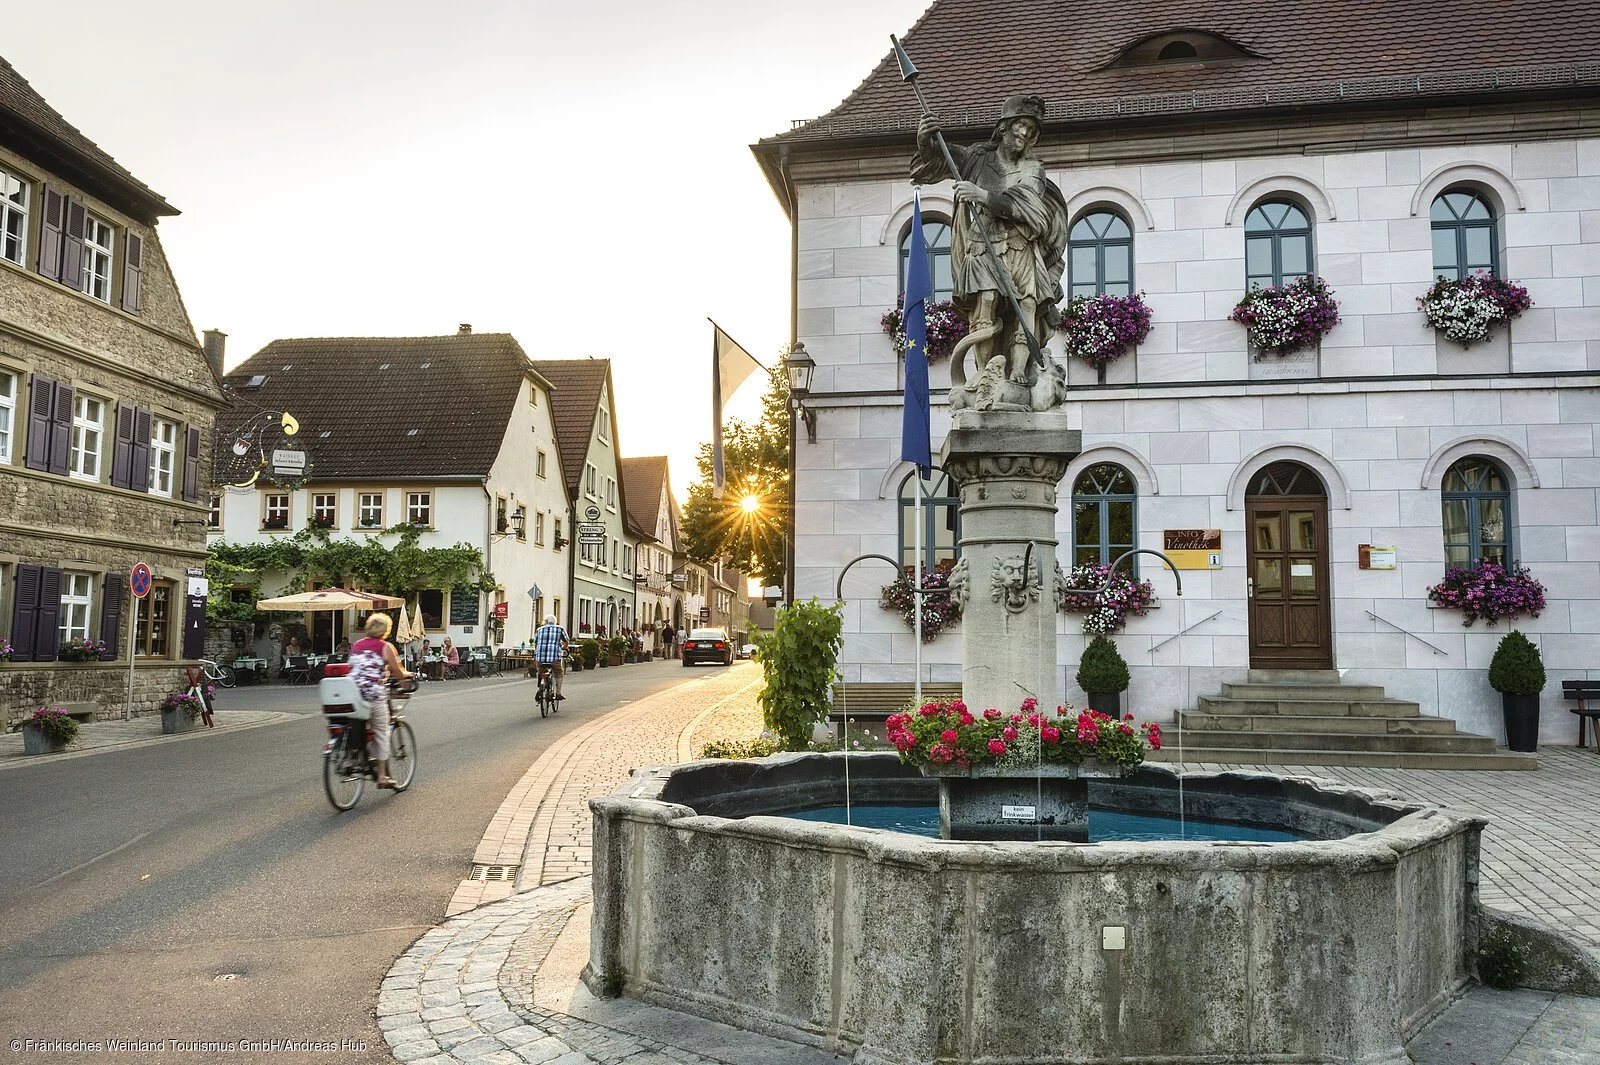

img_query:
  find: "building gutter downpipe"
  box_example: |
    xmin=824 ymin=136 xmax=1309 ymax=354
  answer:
xmin=781 ymin=142 xmax=798 ymax=605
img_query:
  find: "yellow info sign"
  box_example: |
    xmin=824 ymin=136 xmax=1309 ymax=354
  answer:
xmin=1163 ymin=529 xmax=1223 ymax=570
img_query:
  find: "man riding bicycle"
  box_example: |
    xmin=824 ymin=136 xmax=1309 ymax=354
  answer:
xmin=533 ymin=614 xmax=570 ymax=702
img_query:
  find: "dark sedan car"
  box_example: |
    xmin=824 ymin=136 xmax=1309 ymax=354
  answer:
xmin=682 ymin=628 xmax=733 ymax=667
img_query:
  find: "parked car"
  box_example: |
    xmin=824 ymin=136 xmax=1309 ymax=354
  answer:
xmin=738 ymin=643 xmax=758 ymax=660
xmin=683 ymin=628 xmax=734 ymax=667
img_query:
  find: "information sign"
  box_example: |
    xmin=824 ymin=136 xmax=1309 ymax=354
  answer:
xmin=1162 ymin=529 xmax=1224 ymax=570
xmin=584 ymin=505 xmax=601 ymax=521
xmin=449 ymin=586 xmax=481 ymax=625
xmin=130 ymin=562 xmax=152 ymax=599
xmin=699 ymin=607 xmax=710 ymax=623
xmin=494 ymin=601 xmax=510 ymax=620
xmin=577 ymin=522 xmax=607 ymax=544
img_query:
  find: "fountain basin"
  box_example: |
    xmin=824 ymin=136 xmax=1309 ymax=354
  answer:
xmin=586 ymin=752 xmax=1485 ymax=1065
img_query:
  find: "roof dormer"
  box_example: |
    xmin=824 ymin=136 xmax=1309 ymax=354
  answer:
xmin=1106 ymin=29 xmax=1258 ymax=70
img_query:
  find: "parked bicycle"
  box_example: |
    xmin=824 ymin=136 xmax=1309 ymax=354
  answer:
xmin=319 ymin=674 xmax=418 ymax=811
xmin=535 ymin=665 xmax=560 ymax=718
xmin=199 ymin=658 xmax=236 ymax=688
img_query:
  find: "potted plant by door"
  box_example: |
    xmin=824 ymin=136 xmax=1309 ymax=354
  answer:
xmin=1487 ymin=629 xmax=1544 ymax=753
xmin=605 ymin=635 xmax=627 ymax=666
xmin=1076 ymin=635 xmax=1130 ymax=718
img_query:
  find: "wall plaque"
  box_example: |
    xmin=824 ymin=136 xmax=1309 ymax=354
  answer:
xmin=1163 ymin=529 xmax=1223 ymax=569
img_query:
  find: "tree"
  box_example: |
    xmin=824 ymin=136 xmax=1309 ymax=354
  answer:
xmin=680 ymin=365 xmax=790 ymax=584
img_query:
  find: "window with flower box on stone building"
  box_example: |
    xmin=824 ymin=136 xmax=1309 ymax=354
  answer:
xmin=69 ymin=394 xmax=104 ymax=480
xmin=1245 ymin=200 xmax=1313 ymax=289
xmin=148 ymin=417 xmax=176 ymax=496
xmin=59 ymin=572 xmax=93 ymax=643
xmin=263 ymin=493 xmax=289 ymax=529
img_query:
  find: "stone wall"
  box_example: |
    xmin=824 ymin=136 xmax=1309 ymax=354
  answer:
xmin=0 ymin=661 xmax=193 ymax=723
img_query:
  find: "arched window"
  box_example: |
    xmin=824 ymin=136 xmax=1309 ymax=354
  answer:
xmin=899 ymin=468 xmax=960 ymax=573
xmin=898 ymin=216 xmax=953 ymax=304
xmin=1244 ymin=200 xmax=1313 ymax=289
xmin=1442 ymin=458 xmax=1511 ymax=568
xmin=1071 ymin=463 xmax=1136 ymax=570
xmin=1431 ymin=189 xmax=1498 ymax=280
xmin=1068 ymin=211 xmax=1133 ymax=299
xmin=1157 ymin=40 xmax=1198 ymax=60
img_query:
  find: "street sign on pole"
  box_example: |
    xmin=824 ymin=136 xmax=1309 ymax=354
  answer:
xmin=130 ymin=562 xmax=152 ymax=599
xmin=127 ymin=564 xmax=151 ymax=721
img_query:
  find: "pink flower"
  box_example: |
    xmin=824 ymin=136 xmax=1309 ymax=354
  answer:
xmin=1010 ymin=713 xmax=1024 ymax=723
xmin=1002 ymin=726 xmax=1018 ymax=742
xmin=958 ymin=711 xmax=975 ymax=726
xmin=940 ymin=729 xmax=959 ymax=744
xmin=983 ymin=708 xmax=1001 ymax=721
xmin=1041 ymin=726 xmax=1061 ymax=743
xmin=950 ymin=700 xmax=967 ymax=713
xmin=1020 ymin=697 xmax=1038 ymax=712
xmin=988 ymin=739 xmax=1008 ymax=756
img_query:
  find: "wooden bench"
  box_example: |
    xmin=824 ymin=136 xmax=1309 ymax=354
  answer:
xmin=1562 ymin=680 xmax=1600 ymax=751
xmin=828 ymin=683 xmax=963 ymax=739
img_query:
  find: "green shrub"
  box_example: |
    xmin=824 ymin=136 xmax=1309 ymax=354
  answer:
xmin=1487 ymin=629 xmax=1545 ymax=696
xmin=579 ymin=638 xmax=601 ymax=668
xmin=605 ymin=635 xmax=628 ymax=657
xmin=757 ymin=598 xmax=844 ymax=750
xmin=1076 ymin=635 xmax=1130 ymax=694
xmin=1475 ymin=924 xmax=1530 ymax=989
xmin=699 ymin=736 xmax=783 ymax=759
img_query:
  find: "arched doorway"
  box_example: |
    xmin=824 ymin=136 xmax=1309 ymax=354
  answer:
xmin=1245 ymin=461 xmax=1332 ymax=669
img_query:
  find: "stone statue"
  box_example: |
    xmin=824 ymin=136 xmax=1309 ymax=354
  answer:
xmin=912 ymin=95 xmax=1071 ymax=413
xmin=991 ymin=554 xmax=1043 ymax=614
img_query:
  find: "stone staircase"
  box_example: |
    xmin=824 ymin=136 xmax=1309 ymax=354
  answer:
xmin=1147 ymin=670 xmax=1538 ymax=770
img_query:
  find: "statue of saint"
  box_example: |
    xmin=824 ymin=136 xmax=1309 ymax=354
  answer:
xmin=912 ymin=96 xmax=1070 ymax=409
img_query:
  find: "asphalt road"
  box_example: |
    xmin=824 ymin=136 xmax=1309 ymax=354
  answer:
xmin=0 ymin=659 xmax=711 ymax=1063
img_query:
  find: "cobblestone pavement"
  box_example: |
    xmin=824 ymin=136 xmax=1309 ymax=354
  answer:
xmin=0 ymin=709 xmax=289 ymax=768
xmin=385 ymin=674 xmax=1600 ymax=1065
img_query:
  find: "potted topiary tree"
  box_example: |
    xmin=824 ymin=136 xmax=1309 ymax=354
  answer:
xmin=1487 ymin=629 xmax=1544 ymax=753
xmin=1076 ymin=635 xmax=1130 ymax=717
xmin=605 ymin=635 xmax=627 ymax=666
xmin=580 ymin=637 xmax=601 ymax=670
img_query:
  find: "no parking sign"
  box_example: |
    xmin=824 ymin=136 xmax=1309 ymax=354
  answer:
xmin=131 ymin=562 xmax=152 ymax=599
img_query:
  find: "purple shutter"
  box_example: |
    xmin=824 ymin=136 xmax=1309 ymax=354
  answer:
xmin=25 ymin=376 xmax=53 ymax=471
xmin=110 ymin=403 xmax=134 ymax=488
xmin=182 ymin=426 xmax=201 ymax=501
xmin=8 ymin=564 xmax=41 ymax=662
xmin=131 ymin=408 xmax=151 ymax=493
xmin=182 ymin=589 xmax=206 ymax=660
xmin=60 ymin=197 xmax=86 ymax=292
xmin=37 ymin=187 xmax=63 ymax=281
xmin=121 ymin=232 xmax=142 ymax=313
xmin=98 ymin=574 xmax=124 ymax=660
xmin=33 ymin=567 xmax=62 ymax=661
xmin=48 ymin=383 xmax=73 ymax=477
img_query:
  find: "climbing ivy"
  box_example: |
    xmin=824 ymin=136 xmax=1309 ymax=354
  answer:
xmin=756 ymin=598 xmax=843 ymax=750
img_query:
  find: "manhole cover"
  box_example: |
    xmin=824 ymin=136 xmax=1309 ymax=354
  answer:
xmin=469 ymin=864 xmax=517 ymax=882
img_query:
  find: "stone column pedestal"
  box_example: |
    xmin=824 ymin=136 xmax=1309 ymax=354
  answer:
xmin=932 ymin=763 xmax=1121 ymax=841
xmin=941 ymin=411 xmax=1079 ymax=717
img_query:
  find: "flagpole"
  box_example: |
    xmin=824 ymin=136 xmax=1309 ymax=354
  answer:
xmin=913 ymin=475 xmax=923 ymax=709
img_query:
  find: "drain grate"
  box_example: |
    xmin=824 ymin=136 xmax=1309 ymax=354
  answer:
xmin=469 ymin=864 xmax=518 ymax=882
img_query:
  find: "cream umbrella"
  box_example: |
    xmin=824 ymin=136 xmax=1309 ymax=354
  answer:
xmin=255 ymin=588 xmax=406 ymax=653
xmin=394 ymin=602 xmax=414 ymax=645
xmin=411 ymin=599 xmax=427 ymax=645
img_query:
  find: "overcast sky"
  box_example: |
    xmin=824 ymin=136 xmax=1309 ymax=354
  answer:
xmin=5 ymin=0 xmax=931 ymax=497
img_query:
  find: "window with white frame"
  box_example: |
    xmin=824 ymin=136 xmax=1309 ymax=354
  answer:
xmin=553 ymin=518 xmax=563 ymax=549
xmin=359 ymin=493 xmax=383 ymax=527
xmin=534 ymin=511 xmax=546 ymax=546
xmin=81 ymin=213 xmax=114 ymax=302
xmin=148 ymin=417 xmax=177 ymax=496
xmin=407 ymin=491 xmax=432 ymax=526
xmin=536 ymin=450 xmax=547 ymax=478
xmin=585 ymin=463 xmax=597 ymax=497
xmin=312 ymin=493 xmax=337 ymax=525
xmin=264 ymin=493 xmax=290 ymax=528
xmin=60 ymin=572 xmax=93 ymax=643
xmin=208 ymin=493 xmax=222 ymax=529
xmin=70 ymin=394 xmax=104 ymax=480
xmin=599 ymin=406 xmax=610 ymax=442
xmin=0 ymin=166 xmax=27 ymax=266
xmin=0 ymin=370 xmax=14 ymax=462
xmin=605 ymin=477 xmax=616 ymax=510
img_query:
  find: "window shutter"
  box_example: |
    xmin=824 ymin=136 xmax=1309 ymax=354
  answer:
xmin=121 ymin=232 xmax=143 ymax=314
xmin=182 ymin=425 xmax=201 ymax=501
xmin=110 ymin=402 xmax=135 ymax=488
xmin=131 ymin=408 xmax=152 ymax=493
xmin=48 ymin=383 xmax=73 ymax=476
xmin=25 ymin=375 xmax=54 ymax=471
xmin=37 ymin=187 xmax=63 ymax=281
xmin=99 ymin=574 xmax=124 ymax=660
xmin=8 ymin=563 xmax=41 ymax=661
xmin=181 ymin=586 xmax=206 ymax=660
xmin=33 ymin=566 xmax=62 ymax=661
xmin=60 ymin=196 xmax=86 ymax=291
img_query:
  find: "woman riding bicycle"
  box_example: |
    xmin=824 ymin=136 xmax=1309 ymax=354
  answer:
xmin=349 ymin=613 xmax=413 ymax=788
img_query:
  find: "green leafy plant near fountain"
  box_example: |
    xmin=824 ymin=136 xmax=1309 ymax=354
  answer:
xmin=1474 ymin=924 xmax=1531 ymax=989
xmin=1076 ymin=636 xmax=1130 ymax=717
xmin=756 ymin=598 xmax=843 ymax=750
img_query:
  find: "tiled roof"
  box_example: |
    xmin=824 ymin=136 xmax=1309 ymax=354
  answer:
xmin=0 ymin=54 xmax=175 ymax=218
xmin=529 ymin=359 xmax=610 ymax=495
xmin=219 ymin=334 xmax=535 ymax=479
xmin=766 ymin=0 xmax=1600 ymax=144
xmin=620 ymin=456 xmax=668 ymax=541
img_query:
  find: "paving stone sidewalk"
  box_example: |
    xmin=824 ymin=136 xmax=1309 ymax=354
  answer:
xmin=385 ymin=674 xmax=1600 ymax=1065
xmin=0 ymin=709 xmax=289 ymax=767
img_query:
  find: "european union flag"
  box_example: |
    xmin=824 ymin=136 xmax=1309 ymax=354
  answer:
xmin=900 ymin=194 xmax=932 ymax=475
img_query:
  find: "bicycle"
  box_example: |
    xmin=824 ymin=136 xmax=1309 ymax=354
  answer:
xmin=199 ymin=658 xmax=236 ymax=688
xmin=322 ymin=677 xmax=418 ymax=811
xmin=535 ymin=664 xmax=560 ymax=718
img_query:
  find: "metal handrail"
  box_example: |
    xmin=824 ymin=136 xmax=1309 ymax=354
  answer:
xmin=1149 ymin=611 xmax=1223 ymax=656
xmin=1365 ymin=610 xmax=1449 ymax=656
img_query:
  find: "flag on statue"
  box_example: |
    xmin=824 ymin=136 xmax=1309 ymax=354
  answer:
xmin=710 ymin=321 xmax=764 ymax=498
xmin=900 ymin=194 xmax=932 ymax=476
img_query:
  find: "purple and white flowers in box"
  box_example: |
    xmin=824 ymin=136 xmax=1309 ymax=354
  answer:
xmin=1056 ymin=292 xmax=1153 ymax=370
xmin=880 ymin=567 xmax=962 ymax=642
xmin=882 ymin=295 xmax=969 ymax=363
xmin=1426 ymin=561 xmax=1545 ymax=626
xmin=1418 ymin=272 xmax=1532 ymax=346
xmin=1229 ymin=275 xmax=1340 ymax=357
xmin=1058 ymin=563 xmax=1156 ymax=635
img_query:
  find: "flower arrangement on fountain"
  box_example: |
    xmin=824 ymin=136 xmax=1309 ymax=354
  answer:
xmin=1426 ymin=561 xmax=1546 ymax=626
xmin=1055 ymin=291 xmax=1152 ymax=370
xmin=886 ymin=696 xmax=1161 ymax=774
xmin=1417 ymin=272 xmax=1532 ymax=346
xmin=1229 ymin=275 xmax=1340 ymax=357
xmin=1058 ymin=563 xmax=1155 ymax=634
xmin=879 ymin=566 xmax=961 ymax=642
xmin=881 ymin=294 xmax=969 ymax=362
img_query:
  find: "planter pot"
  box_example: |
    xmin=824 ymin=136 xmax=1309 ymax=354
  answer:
xmin=1500 ymin=692 xmax=1541 ymax=753
xmin=161 ymin=708 xmax=200 ymax=735
xmin=1085 ymin=691 xmax=1123 ymax=717
xmin=608 ymin=654 xmax=623 ymax=667
xmin=920 ymin=759 xmax=1120 ymax=840
xmin=21 ymin=723 xmax=67 ymax=755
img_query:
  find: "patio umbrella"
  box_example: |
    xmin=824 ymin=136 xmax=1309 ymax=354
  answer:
xmin=255 ymin=588 xmax=406 ymax=652
xmin=394 ymin=602 xmax=414 ymax=645
xmin=411 ymin=600 xmax=426 ymax=645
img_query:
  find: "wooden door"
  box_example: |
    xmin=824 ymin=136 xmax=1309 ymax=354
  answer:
xmin=1245 ymin=463 xmax=1332 ymax=669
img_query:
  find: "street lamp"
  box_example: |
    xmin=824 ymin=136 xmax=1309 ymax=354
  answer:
xmin=783 ymin=342 xmax=817 ymax=445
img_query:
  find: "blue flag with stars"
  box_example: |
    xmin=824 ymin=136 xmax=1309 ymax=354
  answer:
xmin=900 ymin=194 xmax=932 ymax=475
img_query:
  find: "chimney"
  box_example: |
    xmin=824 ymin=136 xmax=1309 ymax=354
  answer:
xmin=202 ymin=329 xmax=227 ymax=377
xmin=457 ymin=323 xmax=472 ymax=335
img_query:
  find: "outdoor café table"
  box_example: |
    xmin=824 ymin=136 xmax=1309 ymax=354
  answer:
xmin=232 ymin=657 xmax=268 ymax=684
xmin=500 ymin=651 xmax=536 ymax=675
xmin=421 ymin=655 xmax=444 ymax=681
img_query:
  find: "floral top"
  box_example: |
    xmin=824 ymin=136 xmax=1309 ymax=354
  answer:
xmin=349 ymin=636 xmax=389 ymax=703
